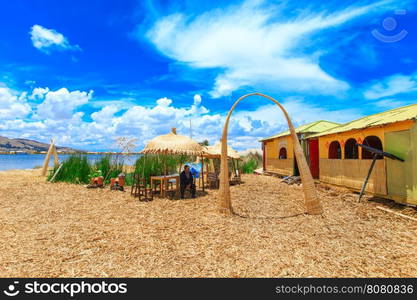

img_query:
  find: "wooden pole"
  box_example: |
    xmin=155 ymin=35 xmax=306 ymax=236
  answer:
xmin=210 ymin=159 xmax=215 ymax=173
xmin=376 ymin=206 xmax=417 ymax=222
xmin=201 ymin=156 xmax=205 ymax=192
xmin=52 ymin=144 xmax=59 ymax=167
xmin=164 ymin=151 xmax=167 ymax=176
xmin=219 ymin=93 xmax=323 ymax=215
xmin=358 ymin=153 xmax=378 ymax=201
xmin=49 ymin=163 xmax=63 ymax=182
xmin=41 ymin=139 xmax=55 ymax=176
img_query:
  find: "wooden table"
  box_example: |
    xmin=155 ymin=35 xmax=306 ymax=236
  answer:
xmin=150 ymin=175 xmax=180 ymax=197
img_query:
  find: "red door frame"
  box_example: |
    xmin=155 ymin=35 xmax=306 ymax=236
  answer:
xmin=262 ymin=142 xmax=266 ymax=171
xmin=309 ymin=139 xmax=319 ymax=179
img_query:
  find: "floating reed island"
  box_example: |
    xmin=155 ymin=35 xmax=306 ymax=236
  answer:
xmin=0 ymin=168 xmax=416 ymax=277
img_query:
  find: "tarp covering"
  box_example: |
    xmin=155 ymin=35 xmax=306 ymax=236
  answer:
xmin=183 ymin=162 xmax=201 ymax=178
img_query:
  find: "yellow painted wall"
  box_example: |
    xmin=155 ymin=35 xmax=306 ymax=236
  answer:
xmin=317 ymin=120 xmax=416 ymax=205
xmin=264 ymin=135 xmax=294 ymax=159
xmin=318 ymin=120 xmax=414 ymax=159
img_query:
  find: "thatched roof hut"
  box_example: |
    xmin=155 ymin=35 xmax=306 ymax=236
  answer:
xmin=141 ymin=128 xmax=204 ymax=156
xmin=203 ymin=141 xmax=241 ymax=160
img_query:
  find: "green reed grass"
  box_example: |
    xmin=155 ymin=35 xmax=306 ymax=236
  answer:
xmin=48 ymin=154 xmax=125 ymax=184
xmin=240 ymin=152 xmax=262 ymax=174
xmin=134 ymin=154 xmax=193 ymax=184
xmin=48 ymin=155 xmax=91 ymax=184
xmin=94 ymin=155 xmax=124 ymax=184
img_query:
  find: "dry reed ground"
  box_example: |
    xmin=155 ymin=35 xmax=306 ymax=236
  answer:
xmin=0 ymin=169 xmax=416 ymax=277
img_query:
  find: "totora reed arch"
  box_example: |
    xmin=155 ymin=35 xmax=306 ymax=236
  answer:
xmin=219 ymin=93 xmax=323 ymax=215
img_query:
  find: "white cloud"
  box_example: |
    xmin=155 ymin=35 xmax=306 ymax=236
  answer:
xmin=156 ymin=97 xmax=172 ymax=106
xmin=91 ymin=105 xmax=120 ymax=123
xmin=193 ymin=94 xmax=201 ymax=105
xmin=372 ymin=98 xmax=410 ymax=109
xmin=29 ymin=87 xmax=49 ymax=100
xmin=36 ymin=88 xmax=93 ymax=119
xmin=0 ymin=87 xmax=31 ymax=120
xmin=146 ymin=0 xmax=392 ymax=98
xmin=30 ymin=25 xmax=81 ymax=54
xmin=0 ymin=84 xmax=362 ymax=151
xmin=364 ymin=73 xmax=417 ymax=99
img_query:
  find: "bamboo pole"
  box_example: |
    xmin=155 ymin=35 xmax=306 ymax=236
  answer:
xmin=219 ymin=93 xmax=323 ymax=215
xmin=358 ymin=153 xmax=378 ymax=201
xmin=201 ymin=156 xmax=205 ymax=192
xmin=41 ymin=139 xmax=55 ymax=176
xmin=376 ymin=206 xmax=417 ymax=222
xmin=49 ymin=163 xmax=63 ymax=182
xmin=52 ymin=144 xmax=59 ymax=167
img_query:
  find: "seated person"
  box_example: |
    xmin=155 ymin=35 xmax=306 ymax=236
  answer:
xmin=180 ymin=165 xmax=196 ymax=198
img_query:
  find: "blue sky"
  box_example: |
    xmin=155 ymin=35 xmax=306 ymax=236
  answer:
xmin=1 ymin=0 xmax=416 ymax=151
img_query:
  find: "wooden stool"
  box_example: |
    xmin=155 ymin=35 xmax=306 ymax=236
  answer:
xmin=131 ymin=174 xmax=153 ymax=201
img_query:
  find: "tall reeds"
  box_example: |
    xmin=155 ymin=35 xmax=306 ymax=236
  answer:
xmin=48 ymin=155 xmax=91 ymax=184
xmin=134 ymin=154 xmax=193 ymax=184
xmin=48 ymin=154 xmax=124 ymax=184
xmin=240 ymin=152 xmax=262 ymax=173
xmin=48 ymin=153 xmax=195 ymax=185
xmin=94 ymin=155 xmax=124 ymax=184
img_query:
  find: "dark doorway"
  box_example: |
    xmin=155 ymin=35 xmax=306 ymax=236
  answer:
xmin=278 ymin=147 xmax=287 ymax=159
xmin=293 ymin=153 xmax=299 ymax=176
xmin=309 ymin=139 xmax=319 ymax=178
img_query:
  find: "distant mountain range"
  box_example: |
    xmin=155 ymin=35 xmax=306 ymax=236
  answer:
xmin=0 ymin=136 xmax=79 ymax=153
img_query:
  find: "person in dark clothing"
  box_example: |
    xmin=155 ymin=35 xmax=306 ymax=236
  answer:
xmin=180 ymin=165 xmax=196 ymax=198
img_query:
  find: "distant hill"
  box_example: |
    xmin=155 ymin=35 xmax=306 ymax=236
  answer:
xmin=0 ymin=136 xmax=79 ymax=153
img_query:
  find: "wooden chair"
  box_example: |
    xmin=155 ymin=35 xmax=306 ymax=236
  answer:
xmin=164 ymin=179 xmax=176 ymax=199
xmin=207 ymin=172 xmax=219 ymax=189
xmin=131 ymin=174 xmax=153 ymax=201
xmin=230 ymin=170 xmax=242 ymax=185
xmin=152 ymin=181 xmax=161 ymax=195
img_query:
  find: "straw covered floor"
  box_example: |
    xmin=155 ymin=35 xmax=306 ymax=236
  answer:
xmin=0 ymin=169 xmax=416 ymax=277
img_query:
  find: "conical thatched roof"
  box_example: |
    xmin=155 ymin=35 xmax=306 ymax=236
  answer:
xmin=203 ymin=141 xmax=241 ymax=160
xmin=141 ymin=128 xmax=204 ymax=155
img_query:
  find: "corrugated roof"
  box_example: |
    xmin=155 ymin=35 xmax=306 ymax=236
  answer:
xmin=309 ymin=102 xmax=417 ymax=138
xmin=259 ymin=120 xmax=340 ymax=141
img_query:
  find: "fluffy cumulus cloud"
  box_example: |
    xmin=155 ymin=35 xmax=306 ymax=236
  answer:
xmin=29 ymin=87 xmax=49 ymax=100
xmin=30 ymin=25 xmax=81 ymax=54
xmin=36 ymin=88 xmax=93 ymax=119
xmin=0 ymin=83 xmax=363 ymax=150
xmin=0 ymin=86 xmax=31 ymax=120
xmin=146 ymin=0 xmax=395 ymax=98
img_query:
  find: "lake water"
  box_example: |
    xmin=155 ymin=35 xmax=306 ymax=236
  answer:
xmin=0 ymin=154 xmax=141 ymax=171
